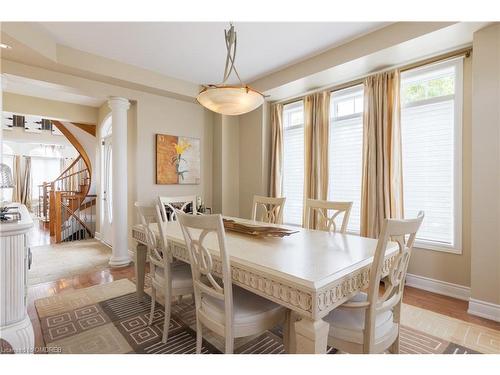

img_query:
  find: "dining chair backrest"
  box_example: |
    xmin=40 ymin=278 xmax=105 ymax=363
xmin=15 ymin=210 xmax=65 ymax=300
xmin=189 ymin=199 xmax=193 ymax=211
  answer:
xmin=364 ymin=211 xmax=424 ymax=351
xmin=304 ymin=199 xmax=353 ymax=233
xmin=176 ymin=212 xmax=234 ymax=337
xmin=252 ymin=195 xmax=286 ymax=224
xmin=154 ymin=201 xmax=174 ymax=265
xmin=134 ymin=201 xmax=157 ymax=228
xmin=158 ymin=195 xmax=197 ymax=222
xmin=135 ymin=202 xmax=169 ymax=267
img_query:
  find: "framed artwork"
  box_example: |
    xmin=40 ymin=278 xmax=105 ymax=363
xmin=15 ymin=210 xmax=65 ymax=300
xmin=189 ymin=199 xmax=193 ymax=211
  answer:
xmin=156 ymin=134 xmax=201 ymax=185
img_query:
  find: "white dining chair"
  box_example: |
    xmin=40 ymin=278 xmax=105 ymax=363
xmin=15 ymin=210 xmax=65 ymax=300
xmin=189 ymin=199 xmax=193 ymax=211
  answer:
xmin=251 ymin=195 xmax=286 ymax=224
xmin=158 ymin=195 xmax=197 ymax=222
xmin=176 ymin=211 xmax=287 ymax=354
xmin=135 ymin=201 xmax=194 ymax=343
xmin=134 ymin=201 xmax=157 ymax=227
xmin=323 ymin=211 xmax=424 ymax=354
xmin=304 ymin=199 xmax=353 ymax=233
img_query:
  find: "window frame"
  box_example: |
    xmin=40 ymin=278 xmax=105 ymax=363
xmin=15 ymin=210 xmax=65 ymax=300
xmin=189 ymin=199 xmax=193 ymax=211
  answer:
xmin=401 ymin=57 xmax=463 ymax=254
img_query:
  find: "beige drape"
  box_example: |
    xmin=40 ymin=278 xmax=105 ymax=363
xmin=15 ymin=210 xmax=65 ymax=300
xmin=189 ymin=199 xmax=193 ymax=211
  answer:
xmin=270 ymin=103 xmax=284 ymax=197
xmin=360 ymin=70 xmax=404 ymax=238
xmin=21 ymin=156 xmax=32 ymax=209
xmin=12 ymin=155 xmax=22 ymax=203
xmin=303 ymin=91 xmax=330 ymax=227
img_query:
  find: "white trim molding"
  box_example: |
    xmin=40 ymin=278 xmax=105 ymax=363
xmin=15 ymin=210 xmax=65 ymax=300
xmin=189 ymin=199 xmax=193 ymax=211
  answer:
xmin=94 ymin=231 xmax=101 ymax=241
xmin=405 ymin=273 xmax=471 ymax=301
xmin=468 ymin=298 xmax=500 ymax=322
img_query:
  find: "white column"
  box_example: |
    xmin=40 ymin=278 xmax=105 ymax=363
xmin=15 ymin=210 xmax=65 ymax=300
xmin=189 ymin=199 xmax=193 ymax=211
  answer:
xmin=108 ymin=97 xmax=131 ymax=267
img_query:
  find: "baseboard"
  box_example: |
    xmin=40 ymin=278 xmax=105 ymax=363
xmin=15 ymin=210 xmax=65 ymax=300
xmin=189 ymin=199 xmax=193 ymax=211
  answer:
xmin=405 ymin=273 xmax=471 ymax=301
xmin=94 ymin=231 xmax=101 ymax=240
xmin=468 ymin=298 xmax=500 ymax=322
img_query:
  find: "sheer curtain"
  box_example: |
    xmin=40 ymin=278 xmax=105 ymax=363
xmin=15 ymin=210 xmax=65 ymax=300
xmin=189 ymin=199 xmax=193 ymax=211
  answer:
xmin=303 ymin=91 xmax=330 ymax=228
xmin=360 ymin=70 xmax=404 ymax=238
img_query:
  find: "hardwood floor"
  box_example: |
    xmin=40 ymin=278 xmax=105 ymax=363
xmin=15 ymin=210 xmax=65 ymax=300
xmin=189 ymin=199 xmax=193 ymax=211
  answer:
xmin=28 ymin=217 xmax=52 ymax=247
xmin=403 ymin=285 xmax=500 ymax=330
xmin=27 ymin=263 xmax=500 ymax=351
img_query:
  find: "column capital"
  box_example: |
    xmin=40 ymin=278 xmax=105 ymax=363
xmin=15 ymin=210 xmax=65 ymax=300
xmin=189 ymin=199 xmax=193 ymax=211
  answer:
xmin=107 ymin=96 xmax=130 ymax=111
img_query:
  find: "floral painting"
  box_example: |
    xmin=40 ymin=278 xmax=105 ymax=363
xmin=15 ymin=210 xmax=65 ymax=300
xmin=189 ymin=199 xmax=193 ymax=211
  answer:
xmin=156 ymin=134 xmax=200 ymax=184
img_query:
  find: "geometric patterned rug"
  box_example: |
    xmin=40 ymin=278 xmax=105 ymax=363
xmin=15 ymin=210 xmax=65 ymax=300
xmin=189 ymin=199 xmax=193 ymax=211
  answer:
xmin=34 ymin=279 xmax=495 ymax=354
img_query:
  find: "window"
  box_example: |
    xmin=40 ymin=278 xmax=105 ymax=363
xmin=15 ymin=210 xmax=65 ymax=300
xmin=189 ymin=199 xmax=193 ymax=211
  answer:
xmin=101 ymin=115 xmax=112 ymax=137
xmin=282 ymin=101 xmax=304 ymax=225
xmin=401 ymin=58 xmax=463 ymax=252
xmin=29 ymin=145 xmax=62 ymax=158
xmin=328 ymin=85 xmax=364 ymax=233
xmin=30 ymin=145 xmax=63 ymax=202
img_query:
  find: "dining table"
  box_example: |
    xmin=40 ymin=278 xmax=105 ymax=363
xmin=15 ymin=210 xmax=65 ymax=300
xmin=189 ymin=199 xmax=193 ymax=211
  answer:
xmin=131 ymin=216 xmax=398 ymax=354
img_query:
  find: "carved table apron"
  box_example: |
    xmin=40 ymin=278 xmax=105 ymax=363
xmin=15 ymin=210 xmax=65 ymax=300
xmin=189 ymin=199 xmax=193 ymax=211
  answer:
xmin=132 ymin=220 xmax=397 ymax=354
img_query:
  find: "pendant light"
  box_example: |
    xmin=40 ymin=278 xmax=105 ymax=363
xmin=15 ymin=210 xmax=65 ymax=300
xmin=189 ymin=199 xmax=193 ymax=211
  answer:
xmin=197 ymin=23 xmax=265 ymax=116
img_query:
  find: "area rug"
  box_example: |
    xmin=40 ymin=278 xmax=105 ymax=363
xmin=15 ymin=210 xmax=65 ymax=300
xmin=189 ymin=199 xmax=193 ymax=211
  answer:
xmin=34 ymin=279 xmax=499 ymax=354
xmin=28 ymin=240 xmax=112 ymax=285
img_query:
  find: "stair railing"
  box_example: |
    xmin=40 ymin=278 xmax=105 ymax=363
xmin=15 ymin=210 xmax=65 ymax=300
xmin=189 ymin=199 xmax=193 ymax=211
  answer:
xmin=56 ymin=193 xmax=97 ymax=243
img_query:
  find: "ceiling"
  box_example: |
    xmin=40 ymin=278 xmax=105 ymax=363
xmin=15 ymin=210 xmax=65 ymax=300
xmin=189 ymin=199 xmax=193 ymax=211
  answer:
xmin=39 ymin=22 xmax=389 ymax=85
xmin=3 ymin=74 xmax=105 ymax=107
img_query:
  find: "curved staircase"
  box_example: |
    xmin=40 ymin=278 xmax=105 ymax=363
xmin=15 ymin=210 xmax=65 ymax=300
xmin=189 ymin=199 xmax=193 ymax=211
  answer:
xmin=37 ymin=121 xmax=97 ymax=243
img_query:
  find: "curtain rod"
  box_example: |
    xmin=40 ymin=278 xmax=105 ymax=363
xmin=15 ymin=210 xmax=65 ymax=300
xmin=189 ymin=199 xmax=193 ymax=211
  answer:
xmin=273 ymin=46 xmax=472 ymax=106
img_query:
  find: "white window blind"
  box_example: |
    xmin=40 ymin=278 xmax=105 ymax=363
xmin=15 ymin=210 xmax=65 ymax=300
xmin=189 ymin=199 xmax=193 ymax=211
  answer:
xmin=401 ymin=58 xmax=462 ymax=251
xmin=282 ymin=101 xmax=304 ymax=225
xmin=328 ymin=85 xmax=364 ymax=233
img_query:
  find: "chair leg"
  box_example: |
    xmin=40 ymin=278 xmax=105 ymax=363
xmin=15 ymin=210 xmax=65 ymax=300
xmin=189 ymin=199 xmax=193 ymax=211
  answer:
xmin=162 ymin=305 xmax=171 ymax=343
xmin=148 ymin=286 xmax=156 ymax=326
xmin=389 ymin=334 xmax=400 ymax=354
xmin=225 ymin=336 xmax=234 ymax=354
xmin=162 ymin=286 xmax=172 ymax=343
xmin=196 ymin=320 xmax=203 ymax=354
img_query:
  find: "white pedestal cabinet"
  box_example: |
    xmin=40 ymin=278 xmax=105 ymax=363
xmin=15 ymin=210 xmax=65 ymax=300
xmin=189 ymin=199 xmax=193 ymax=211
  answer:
xmin=0 ymin=204 xmax=34 ymax=353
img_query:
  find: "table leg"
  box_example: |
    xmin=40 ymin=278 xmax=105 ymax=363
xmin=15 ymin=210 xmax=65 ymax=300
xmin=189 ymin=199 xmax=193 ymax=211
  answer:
xmin=134 ymin=243 xmax=147 ymax=299
xmin=283 ymin=310 xmax=298 ymax=353
xmin=294 ymin=316 xmax=329 ymax=354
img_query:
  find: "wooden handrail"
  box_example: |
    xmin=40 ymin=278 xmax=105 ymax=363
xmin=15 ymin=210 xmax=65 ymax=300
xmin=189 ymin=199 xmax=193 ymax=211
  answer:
xmin=41 ymin=120 xmax=96 ymax=242
xmin=52 ymin=121 xmax=92 ymax=177
xmin=56 ymin=168 xmax=89 ymax=181
xmin=53 ymin=155 xmax=82 ymax=182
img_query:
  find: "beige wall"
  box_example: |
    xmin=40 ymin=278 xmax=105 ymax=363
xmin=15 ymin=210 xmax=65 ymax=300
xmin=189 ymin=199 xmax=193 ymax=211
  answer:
xmin=470 ymin=23 xmax=500 ymax=305
xmin=221 ymin=115 xmax=240 ymax=217
xmin=3 ymin=92 xmax=98 ymax=124
xmin=238 ymin=104 xmax=271 ymax=219
xmin=407 ymin=55 xmax=473 ymax=287
xmin=212 ymin=114 xmax=240 ymax=217
xmin=99 ymin=95 xmax=213 ymax=251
